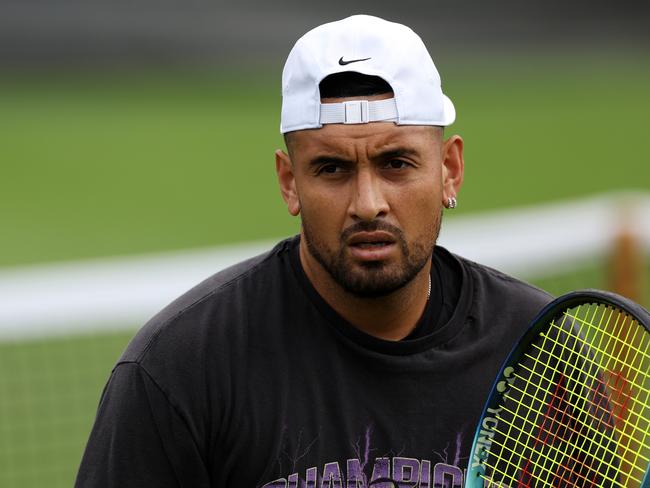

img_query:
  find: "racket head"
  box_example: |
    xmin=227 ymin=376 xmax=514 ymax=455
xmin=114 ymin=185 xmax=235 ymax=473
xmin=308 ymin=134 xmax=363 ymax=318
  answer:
xmin=466 ymin=289 xmax=650 ymax=488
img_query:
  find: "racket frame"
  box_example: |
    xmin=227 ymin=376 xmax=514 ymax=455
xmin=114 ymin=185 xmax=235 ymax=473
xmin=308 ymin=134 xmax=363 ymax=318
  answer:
xmin=465 ymin=289 xmax=650 ymax=488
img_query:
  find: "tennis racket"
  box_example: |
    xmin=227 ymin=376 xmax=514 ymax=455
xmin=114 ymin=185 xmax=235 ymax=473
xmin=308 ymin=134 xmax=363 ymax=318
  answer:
xmin=466 ymin=289 xmax=650 ymax=488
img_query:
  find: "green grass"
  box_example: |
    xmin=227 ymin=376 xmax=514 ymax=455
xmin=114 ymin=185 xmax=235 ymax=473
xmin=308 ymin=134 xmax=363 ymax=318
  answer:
xmin=0 ymin=330 xmax=134 ymax=488
xmin=530 ymin=256 xmax=650 ymax=307
xmin=0 ymin=72 xmax=293 ymax=267
xmin=448 ymin=61 xmax=650 ymax=211
xmin=1 ymin=57 xmax=649 ymax=268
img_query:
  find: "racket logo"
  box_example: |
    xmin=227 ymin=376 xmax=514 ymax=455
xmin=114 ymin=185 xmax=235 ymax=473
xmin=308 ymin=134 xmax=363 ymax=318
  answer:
xmin=496 ymin=366 xmax=515 ymax=394
xmin=471 ymin=367 xmax=515 ymax=471
xmin=471 ymin=406 xmax=503 ymax=469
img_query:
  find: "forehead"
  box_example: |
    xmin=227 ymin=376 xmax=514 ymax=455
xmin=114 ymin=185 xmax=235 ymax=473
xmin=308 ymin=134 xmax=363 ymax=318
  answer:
xmin=287 ymin=123 xmax=441 ymax=159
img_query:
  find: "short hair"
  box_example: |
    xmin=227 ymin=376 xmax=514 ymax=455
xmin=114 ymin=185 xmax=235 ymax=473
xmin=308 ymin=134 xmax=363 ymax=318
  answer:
xmin=284 ymin=72 xmax=393 ymax=151
xmin=318 ymin=72 xmax=393 ymax=99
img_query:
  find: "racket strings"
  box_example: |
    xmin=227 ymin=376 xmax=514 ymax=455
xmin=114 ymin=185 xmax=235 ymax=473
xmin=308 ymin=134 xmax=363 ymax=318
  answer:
xmin=489 ymin=308 xmax=587 ymax=486
xmin=502 ymin=305 xmax=648 ymax=486
xmin=502 ymin=304 xmax=648 ymax=484
xmin=486 ymin=309 xmax=574 ymax=481
xmin=490 ymin=381 xmax=642 ymax=485
xmin=524 ymin=333 xmax=650 ymax=441
xmin=568 ymin=312 xmax=650 ymax=388
xmin=510 ymin=362 xmax=647 ymax=461
xmin=545 ymin=305 xmax=650 ymax=488
xmin=486 ymin=377 xmax=633 ymax=486
xmin=546 ymin=309 xmax=650 ymax=471
xmin=487 ymin=405 xmax=629 ymax=486
xmin=479 ymin=303 xmax=650 ymax=488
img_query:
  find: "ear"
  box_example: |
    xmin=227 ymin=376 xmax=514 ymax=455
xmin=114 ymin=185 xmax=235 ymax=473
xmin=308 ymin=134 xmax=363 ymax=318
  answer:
xmin=441 ymin=135 xmax=464 ymax=203
xmin=275 ymin=149 xmax=301 ymax=216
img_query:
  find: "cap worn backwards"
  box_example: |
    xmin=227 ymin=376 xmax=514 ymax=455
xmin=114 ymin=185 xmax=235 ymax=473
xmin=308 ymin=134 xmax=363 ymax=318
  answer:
xmin=280 ymin=14 xmax=456 ymax=134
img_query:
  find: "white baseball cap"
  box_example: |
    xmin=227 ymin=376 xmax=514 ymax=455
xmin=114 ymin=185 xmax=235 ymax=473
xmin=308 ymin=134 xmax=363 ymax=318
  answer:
xmin=280 ymin=14 xmax=456 ymax=134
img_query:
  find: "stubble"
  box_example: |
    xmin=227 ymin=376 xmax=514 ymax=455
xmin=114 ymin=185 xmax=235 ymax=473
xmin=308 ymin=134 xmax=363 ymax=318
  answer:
xmin=301 ymin=211 xmax=443 ymax=298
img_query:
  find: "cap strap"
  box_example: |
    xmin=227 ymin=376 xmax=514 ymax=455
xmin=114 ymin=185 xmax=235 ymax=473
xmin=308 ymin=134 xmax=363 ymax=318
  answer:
xmin=319 ymin=98 xmax=398 ymax=125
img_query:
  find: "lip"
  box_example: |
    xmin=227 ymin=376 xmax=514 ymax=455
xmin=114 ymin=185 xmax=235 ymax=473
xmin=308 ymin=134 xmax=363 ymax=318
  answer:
xmin=347 ymin=231 xmax=396 ymax=246
xmin=347 ymin=231 xmax=397 ymax=262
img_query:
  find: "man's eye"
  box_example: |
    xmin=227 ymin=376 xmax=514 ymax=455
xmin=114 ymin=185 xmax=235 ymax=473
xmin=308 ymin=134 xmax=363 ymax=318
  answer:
xmin=318 ymin=164 xmax=344 ymax=175
xmin=386 ymin=159 xmax=409 ymax=169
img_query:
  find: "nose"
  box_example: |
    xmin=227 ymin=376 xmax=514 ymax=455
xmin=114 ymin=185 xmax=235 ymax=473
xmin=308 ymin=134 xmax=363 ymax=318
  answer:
xmin=348 ymin=168 xmax=389 ymax=221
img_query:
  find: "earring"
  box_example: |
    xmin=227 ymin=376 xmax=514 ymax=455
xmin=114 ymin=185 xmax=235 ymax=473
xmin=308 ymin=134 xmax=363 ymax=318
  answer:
xmin=445 ymin=196 xmax=457 ymax=209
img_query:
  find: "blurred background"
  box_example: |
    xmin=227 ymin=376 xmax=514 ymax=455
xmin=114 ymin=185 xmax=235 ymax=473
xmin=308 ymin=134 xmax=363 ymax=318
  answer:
xmin=0 ymin=1 xmax=649 ymax=486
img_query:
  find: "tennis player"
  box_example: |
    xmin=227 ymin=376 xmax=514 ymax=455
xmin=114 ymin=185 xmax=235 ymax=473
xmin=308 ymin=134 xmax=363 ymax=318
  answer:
xmin=75 ymin=15 xmax=552 ymax=487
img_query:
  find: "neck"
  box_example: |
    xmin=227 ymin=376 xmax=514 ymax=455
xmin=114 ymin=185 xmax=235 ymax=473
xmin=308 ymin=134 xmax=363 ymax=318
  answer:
xmin=299 ymin=238 xmax=432 ymax=341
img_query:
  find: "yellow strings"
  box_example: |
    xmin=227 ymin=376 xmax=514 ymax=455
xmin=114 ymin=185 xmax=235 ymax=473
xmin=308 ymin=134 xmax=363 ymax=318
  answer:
xmin=480 ymin=303 xmax=650 ymax=488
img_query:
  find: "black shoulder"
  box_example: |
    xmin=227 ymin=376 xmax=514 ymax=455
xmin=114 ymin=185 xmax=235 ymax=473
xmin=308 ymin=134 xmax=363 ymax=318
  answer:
xmin=117 ymin=238 xmax=294 ymax=365
xmin=454 ymin=255 xmax=554 ymax=302
xmin=455 ymin=252 xmax=554 ymax=321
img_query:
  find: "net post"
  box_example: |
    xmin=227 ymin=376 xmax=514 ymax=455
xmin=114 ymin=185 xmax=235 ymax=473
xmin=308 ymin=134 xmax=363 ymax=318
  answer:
xmin=608 ymin=199 xmax=645 ymax=306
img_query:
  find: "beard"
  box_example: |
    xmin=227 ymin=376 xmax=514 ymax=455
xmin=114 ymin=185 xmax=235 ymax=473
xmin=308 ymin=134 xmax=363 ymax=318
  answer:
xmin=301 ymin=211 xmax=442 ymax=298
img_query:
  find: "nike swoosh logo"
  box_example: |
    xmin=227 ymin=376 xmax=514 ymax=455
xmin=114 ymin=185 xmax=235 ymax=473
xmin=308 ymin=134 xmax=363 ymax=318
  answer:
xmin=338 ymin=56 xmax=371 ymax=66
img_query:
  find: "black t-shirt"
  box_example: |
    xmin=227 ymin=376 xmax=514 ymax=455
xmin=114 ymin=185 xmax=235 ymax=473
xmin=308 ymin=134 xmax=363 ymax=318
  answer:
xmin=75 ymin=236 xmax=552 ymax=488
xmin=402 ymin=246 xmax=461 ymax=340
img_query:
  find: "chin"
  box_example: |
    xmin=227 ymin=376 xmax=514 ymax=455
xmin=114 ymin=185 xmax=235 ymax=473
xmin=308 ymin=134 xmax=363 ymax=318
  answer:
xmin=337 ymin=261 xmax=415 ymax=298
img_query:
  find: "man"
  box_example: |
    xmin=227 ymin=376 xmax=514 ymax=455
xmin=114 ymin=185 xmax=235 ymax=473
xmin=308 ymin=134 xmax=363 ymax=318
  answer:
xmin=76 ymin=15 xmax=551 ymax=487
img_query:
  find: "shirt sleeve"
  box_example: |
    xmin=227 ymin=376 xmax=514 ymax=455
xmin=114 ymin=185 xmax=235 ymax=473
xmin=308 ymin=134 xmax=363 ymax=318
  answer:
xmin=74 ymin=362 xmax=211 ymax=488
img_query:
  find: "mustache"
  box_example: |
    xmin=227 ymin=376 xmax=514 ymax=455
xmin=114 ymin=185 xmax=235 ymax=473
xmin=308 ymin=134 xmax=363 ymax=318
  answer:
xmin=340 ymin=220 xmax=404 ymax=243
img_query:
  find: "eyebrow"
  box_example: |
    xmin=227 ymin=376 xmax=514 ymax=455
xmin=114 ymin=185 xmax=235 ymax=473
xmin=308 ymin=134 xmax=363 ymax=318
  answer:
xmin=374 ymin=148 xmax=420 ymax=160
xmin=307 ymin=147 xmax=420 ymax=169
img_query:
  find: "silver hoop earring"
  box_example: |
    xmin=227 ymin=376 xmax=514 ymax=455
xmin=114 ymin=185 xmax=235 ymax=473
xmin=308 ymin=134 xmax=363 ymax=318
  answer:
xmin=446 ymin=196 xmax=457 ymax=209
